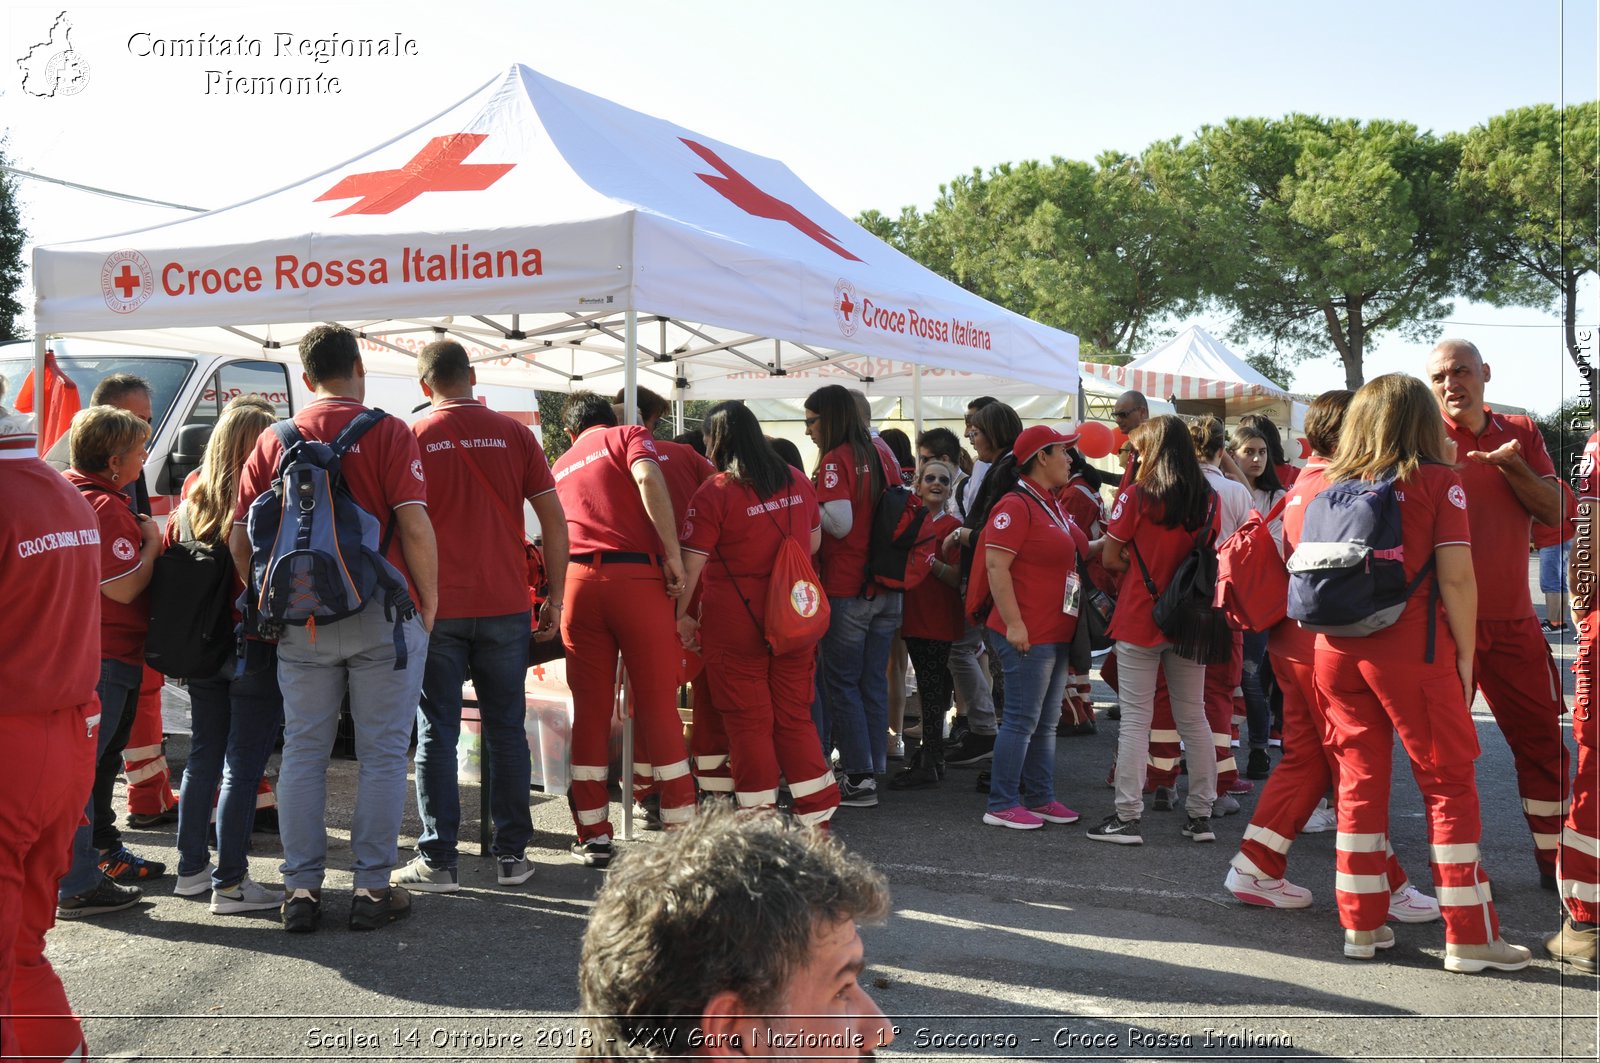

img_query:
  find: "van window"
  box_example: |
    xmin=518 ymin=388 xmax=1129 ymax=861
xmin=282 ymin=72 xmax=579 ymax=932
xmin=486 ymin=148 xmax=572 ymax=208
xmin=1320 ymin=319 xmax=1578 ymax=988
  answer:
xmin=0 ymin=352 xmax=195 ymax=434
xmin=185 ymin=361 xmax=293 ymax=430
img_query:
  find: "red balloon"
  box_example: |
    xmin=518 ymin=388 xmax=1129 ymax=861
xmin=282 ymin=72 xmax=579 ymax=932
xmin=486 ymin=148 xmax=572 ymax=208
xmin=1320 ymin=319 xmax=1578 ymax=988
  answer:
xmin=1111 ymin=427 xmax=1129 ymax=449
xmin=1298 ymin=437 xmax=1313 ymax=459
xmin=1077 ymin=420 xmax=1114 ymax=459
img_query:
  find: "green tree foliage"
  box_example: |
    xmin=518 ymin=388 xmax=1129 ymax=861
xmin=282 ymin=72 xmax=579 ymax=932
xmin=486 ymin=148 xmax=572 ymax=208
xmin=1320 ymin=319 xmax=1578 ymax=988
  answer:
xmin=1458 ymin=103 xmax=1598 ymax=384
xmin=1534 ymin=397 xmax=1595 ymax=487
xmin=1244 ymin=350 xmax=1294 ymax=390
xmin=0 ymin=142 xmax=26 ymax=341
xmin=858 ymin=150 xmax=1206 ymax=360
xmin=1183 ymin=115 xmax=1464 ymax=390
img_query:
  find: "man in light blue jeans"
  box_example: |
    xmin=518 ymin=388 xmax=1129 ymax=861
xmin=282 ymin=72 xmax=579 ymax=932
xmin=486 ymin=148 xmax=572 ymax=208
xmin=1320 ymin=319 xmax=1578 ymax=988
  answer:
xmin=230 ymin=325 xmax=438 ymax=933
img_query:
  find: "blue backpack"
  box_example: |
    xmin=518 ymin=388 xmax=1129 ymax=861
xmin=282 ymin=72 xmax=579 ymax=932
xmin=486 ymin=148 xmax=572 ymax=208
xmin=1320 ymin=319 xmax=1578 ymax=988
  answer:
xmin=245 ymin=409 xmax=414 ymax=667
xmin=1285 ymin=472 xmax=1438 ymax=662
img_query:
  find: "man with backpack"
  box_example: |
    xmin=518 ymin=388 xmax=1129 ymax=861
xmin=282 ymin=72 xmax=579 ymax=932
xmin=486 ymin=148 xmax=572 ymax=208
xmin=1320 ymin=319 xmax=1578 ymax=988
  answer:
xmin=229 ymin=325 xmax=437 ymax=933
xmin=1427 ymin=339 xmax=1570 ymax=887
xmin=392 ymin=340 xmax=567 ymax=894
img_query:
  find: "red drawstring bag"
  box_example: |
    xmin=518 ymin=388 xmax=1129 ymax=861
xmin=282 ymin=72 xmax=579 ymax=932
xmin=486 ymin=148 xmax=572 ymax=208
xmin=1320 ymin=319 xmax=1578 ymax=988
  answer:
xmin=1214 ymin=495 xmax=1289 ymax=632
xmin=763 ymin=536 xmax=830 ymax=655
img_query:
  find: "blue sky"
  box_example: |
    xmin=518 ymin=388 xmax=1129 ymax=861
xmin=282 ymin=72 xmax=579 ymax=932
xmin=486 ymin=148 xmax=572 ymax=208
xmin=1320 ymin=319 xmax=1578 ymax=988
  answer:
xmin=5 ymin=0 xmax=1595 ymax=412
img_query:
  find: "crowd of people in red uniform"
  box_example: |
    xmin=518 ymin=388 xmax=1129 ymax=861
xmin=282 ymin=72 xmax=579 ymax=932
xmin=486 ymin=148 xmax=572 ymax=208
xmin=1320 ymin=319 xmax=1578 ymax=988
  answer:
xmin=1 ymin=329 xmax=1594 ymax=1059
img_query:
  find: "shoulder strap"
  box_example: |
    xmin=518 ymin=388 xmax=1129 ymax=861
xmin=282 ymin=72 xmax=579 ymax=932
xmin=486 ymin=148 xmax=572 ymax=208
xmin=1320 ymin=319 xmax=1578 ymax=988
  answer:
xmin=1264 ymin=493 xmax=1289 ymax=524
xmin=329 ymin=408 xmax=387 ymax=457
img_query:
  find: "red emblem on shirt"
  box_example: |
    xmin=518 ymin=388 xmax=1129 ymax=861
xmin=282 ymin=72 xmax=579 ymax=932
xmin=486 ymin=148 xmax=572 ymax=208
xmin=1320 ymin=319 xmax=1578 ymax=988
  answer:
xmin=411 ymin=459 xmax=426 ymax=482
xmin=992 ymin=512 xmax=1012 ymax=530
xmin=1448 ymin=484 xmax=1467 ymax=510
xmin=112 ymin=537 xmax=136 ymax=561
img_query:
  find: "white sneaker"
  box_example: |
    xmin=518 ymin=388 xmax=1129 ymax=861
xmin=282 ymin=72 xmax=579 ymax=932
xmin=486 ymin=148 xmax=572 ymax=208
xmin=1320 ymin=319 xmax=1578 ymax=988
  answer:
xmin=174 ymin=864 xmax=215 ymax=897
xmin=211 ymin=876 xmax=286 ymax=914
xmin=887 ymin=734 xmax=905 ymax=760
xmin=1302 ymin=802 xmax=1337 ymax=834
xmin=1387 ymin=884 xmax=1442 ymax=924
xmin=1225 ymin=866 xmax=1313 ymax=909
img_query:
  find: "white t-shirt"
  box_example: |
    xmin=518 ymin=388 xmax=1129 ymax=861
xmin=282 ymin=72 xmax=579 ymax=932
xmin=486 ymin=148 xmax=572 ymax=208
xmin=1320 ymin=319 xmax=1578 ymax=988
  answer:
xmin=1203 ymin=463 xmax=1253 ymax=540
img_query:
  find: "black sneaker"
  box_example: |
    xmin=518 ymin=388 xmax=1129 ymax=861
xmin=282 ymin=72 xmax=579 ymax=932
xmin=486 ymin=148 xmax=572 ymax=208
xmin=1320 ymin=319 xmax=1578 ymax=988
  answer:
xmin=126 ymin=805 xmax=179 ymax=829
xmin=887 ymin=763 xmax=940 ymax=791
xmin=637 ymin=794 xmax=664 ymax=831
xmin=57 ymin=876 xmax=142 ymax=919
xmin=349 ymin=886 xmax=411 ymax=931
xmin=974 ymin=769 xmax=991 ymax=794
xmin=837 ymin=775 xmax=879 ymax=808
xmin=1086 ymin=815 xmax=1143 ymax=845
xmin=98 ymin=846 xmax=166 ymax=883
xmin=1182 ymin=816 xmax=1217 ymax=843
xmin=946 ymin=718 xmax=971 ymax=748
xmin=252 ymin=807 xmax=280 ymax=834
xmin=945 ymin=732 xmax=995 ymax=766
xmin=1105 ymin=705 xmax=1122 ymax=721
xmin=281 ymin=889 xmax=322 ymax=933
xmin=571 ymin=838 xmax=615 ymax=868
xmin=1246 ymin=748 xmax=1272 ymax=779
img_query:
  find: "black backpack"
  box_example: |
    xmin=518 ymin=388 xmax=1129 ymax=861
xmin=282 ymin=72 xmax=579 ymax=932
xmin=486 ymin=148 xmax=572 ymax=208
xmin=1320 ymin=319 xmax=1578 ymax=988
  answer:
xmin=145 ymin=504 xmax=235 ymax=679
xmin=862 ymin=482 xmax=928 ymax=593
xmin=1131 ymin=493 xmax=1232 ymax=664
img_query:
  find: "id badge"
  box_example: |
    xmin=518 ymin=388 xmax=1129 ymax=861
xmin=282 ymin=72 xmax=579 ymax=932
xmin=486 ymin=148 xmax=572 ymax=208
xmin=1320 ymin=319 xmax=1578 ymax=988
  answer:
xmin=1062 ymin=570 xmax=1082 ymax=616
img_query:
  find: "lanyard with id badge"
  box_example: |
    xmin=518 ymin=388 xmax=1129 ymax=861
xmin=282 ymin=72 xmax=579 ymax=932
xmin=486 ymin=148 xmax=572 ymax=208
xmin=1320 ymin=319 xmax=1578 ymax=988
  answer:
xmin=1017 ymin=480 xmax=1081 ymax=617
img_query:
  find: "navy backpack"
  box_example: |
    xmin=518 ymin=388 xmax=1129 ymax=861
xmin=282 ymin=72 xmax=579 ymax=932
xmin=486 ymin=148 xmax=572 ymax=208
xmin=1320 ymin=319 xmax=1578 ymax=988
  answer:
xmin=244 ymin=409 xmax=414 ymax=667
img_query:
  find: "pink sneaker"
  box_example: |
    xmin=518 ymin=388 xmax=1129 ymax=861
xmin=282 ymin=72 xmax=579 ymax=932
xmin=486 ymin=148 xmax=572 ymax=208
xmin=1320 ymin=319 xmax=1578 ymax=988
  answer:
xmin=1225 ymin=778 xmax=1254 ymax=796
xmin=1225 ymin=866 xmax=1313 ymax=909
xmin=1028 ymin=801 xmax=1081 ymax=824
xmin=983 ymin=806 xmax=1045 ymax=830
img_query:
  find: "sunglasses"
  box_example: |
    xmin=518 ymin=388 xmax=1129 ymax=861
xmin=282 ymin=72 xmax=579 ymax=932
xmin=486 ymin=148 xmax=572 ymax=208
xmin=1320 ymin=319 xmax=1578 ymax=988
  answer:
xmin=921 ymin=473 xmax=951 ymax=485
xmin=804 ymin=416 xmax=820 ymax=427
xmin=1111 ymin=410 xmax=1135 ymax=420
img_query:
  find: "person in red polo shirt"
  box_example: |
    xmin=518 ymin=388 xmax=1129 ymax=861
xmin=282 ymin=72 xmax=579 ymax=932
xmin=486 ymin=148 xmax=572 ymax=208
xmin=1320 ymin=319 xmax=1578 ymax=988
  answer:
xmin=553 ymin=392 xmax=695 ymax=868
xmin=0 ymin=408 xmax=101 ymax=1062
xmin=1550 ymin=427 xmax=1600 ymax=971
xmin=1427 ymin=339 xmax=1569 ymax=886
xmin=394 ymin=340 xmax=568 ymax=894
xmin=230 ymin=325 xmax=436 ymax=933
xmin=613 ymin=387 xmax=717 ymax=821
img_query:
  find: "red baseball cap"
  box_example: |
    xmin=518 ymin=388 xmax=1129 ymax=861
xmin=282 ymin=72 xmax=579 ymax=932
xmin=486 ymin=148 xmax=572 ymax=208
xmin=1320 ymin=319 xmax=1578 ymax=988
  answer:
xmin=1014 ymin=424 xmax=1076 ymax=466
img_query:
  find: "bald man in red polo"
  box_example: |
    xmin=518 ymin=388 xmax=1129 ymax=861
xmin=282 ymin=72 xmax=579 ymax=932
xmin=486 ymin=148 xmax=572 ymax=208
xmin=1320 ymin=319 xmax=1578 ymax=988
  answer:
xmin=1427 ymin=339 xmax=1569 ymax=886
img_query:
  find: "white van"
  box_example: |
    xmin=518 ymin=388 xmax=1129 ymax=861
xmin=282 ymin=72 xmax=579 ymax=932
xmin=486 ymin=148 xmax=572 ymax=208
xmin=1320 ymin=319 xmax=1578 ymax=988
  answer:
xmin=0 ymin=337 xmax=542 ymax=514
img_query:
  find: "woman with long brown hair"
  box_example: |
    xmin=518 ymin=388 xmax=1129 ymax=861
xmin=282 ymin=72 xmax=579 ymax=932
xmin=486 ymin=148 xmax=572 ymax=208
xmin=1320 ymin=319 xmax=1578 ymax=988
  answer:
xmin=1091 ymin=415 xmax=1220 ymax=847
xmin=1300 ymin=374 xmax=1527 ymax=971
xmin=804 ymin=385 xmax=896 ymax=807
xmin=171 ymin=396 xmax=288 ymax=914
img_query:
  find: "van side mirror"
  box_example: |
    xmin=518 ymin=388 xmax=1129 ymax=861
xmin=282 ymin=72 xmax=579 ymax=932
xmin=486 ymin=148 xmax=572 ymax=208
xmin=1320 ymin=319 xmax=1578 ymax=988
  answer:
xmin=161 ymin=422 xmax=213 ymax=493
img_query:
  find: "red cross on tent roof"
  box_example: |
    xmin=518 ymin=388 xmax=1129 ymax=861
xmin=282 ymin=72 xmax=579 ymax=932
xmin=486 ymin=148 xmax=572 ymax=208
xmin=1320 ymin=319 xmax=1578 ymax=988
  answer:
xmin=316 ymin=133 xmax=514 ymax=216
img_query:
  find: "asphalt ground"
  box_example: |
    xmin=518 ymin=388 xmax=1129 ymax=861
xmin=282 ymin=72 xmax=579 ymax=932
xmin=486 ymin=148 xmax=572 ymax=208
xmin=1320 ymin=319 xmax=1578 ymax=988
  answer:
xmin=45 ymin=560 xmax=1600 ymax=1062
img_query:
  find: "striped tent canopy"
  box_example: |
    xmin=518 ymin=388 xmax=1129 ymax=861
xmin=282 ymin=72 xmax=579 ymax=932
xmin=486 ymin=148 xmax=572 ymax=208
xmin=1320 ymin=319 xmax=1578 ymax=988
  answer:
xmin=1080 ymin=324 xmax=1289 ymax=406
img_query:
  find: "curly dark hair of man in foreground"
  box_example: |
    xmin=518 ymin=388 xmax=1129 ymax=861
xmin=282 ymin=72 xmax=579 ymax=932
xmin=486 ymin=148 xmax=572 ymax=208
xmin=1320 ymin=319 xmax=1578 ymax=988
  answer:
xmin=578 ymin=806 xmax=891 ymax=1060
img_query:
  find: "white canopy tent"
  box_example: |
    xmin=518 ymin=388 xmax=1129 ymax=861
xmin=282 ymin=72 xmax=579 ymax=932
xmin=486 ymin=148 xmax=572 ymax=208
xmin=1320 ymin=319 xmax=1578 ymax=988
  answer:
xmin=1079 ymin=325 xmax=1287 ymax=412
xmin=31 ymin=64 xmax=1078 ymax=418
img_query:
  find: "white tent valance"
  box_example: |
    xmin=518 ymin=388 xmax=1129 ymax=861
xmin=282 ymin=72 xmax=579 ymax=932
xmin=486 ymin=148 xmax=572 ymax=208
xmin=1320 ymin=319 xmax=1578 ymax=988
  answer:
xmin=1080 ymin=325 xmax=1286 ymax=408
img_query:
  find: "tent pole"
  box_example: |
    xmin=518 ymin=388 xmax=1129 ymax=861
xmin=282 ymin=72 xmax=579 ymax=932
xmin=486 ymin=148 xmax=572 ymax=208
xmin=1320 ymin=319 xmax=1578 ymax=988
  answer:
xmin=33 ymin=335 xmax=46 ymax=433
xmin=623 ymin=310 xmax=639 ymax=425
xmin=911 ymin=364 xmax=924 ymax=442
xmin=1077 ymin=378 xmax=1086 ymax=423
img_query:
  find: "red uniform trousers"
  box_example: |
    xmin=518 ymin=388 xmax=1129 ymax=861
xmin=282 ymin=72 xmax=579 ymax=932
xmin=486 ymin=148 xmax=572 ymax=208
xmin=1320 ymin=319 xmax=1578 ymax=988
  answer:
xmin=561 ymin=562 xmax=695 ymax=840
xmin=1317 ymin=652 xmax=1500 ymax=944
xmin=1560 ymin=610 xmax=1599 ymax=923
xmin=705 ymin=643 xmax=840 ymax=827
xmin=1147 ymin=631 xmax=1242 ymax=791
xmin=1472 ymin=615 xmax=1571 ymax=875
xmin=1233 ymin=651 xmax=1411 ymax=888
xmin=0 ymin=704 xmax=96 ymax=1062
xmin=689 ymin=673 xmax=735 ymax=798
xmin=122 ymin=665 xmax=177 ymax=816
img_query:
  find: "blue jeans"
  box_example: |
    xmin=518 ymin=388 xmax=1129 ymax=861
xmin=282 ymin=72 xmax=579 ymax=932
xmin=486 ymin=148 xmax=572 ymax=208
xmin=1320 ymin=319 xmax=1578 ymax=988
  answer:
xmin=1540 ymin=542 xmax=1569 ymax=594
xmin=59 ymin=658 xmax=142 ymax=898
xmin=274 ymin=601 xmax=428 ymax=891
xmin=1241 ymin=629 xmax=1271 ymax=749
xmin=415 ymin=612 xmax=533 ymax=865
xmin=988 ymin=638 xmax=1071 ymax=812
xmin=177 ymin=641 xmax=284 ymax=888
xmin=820 ymin=592 xmax=903 ymax=776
